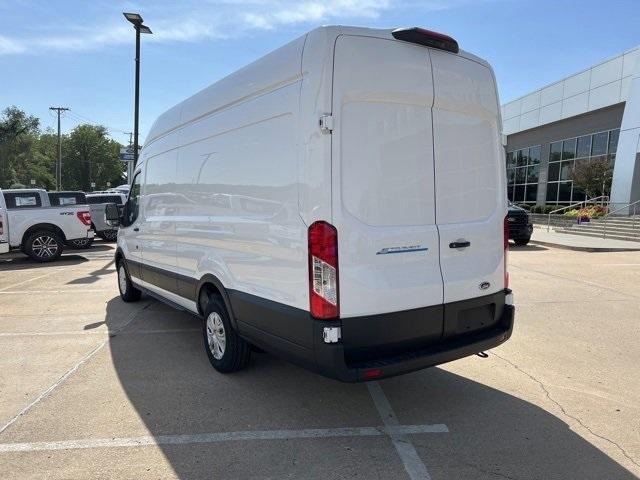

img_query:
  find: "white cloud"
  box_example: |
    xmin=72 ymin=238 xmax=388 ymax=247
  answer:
xmin=0 ymin=35 xmax=26 ymax=55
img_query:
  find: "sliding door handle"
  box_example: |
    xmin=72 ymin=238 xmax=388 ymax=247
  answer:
xmin=449 ymin=240 xmax=470 ymax=249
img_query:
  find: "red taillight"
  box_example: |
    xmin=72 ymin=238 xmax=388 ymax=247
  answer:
xmin=504 ymin=215 xmax=509 ymax=288
xmin=362 ymin=368 xmax=383 ymax=380
xmin=0 ymin=219 xmax=3 ymax=235
xmin=77 ymin=211 xmax=92 ymax=226
xmin=308 ymin=221 xmax=339 ymax=319
xmin=391 ymin=27 xmax=459 ymax=53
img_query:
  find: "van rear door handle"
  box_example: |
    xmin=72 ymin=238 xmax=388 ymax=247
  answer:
xmin=449 ymin=240 xmax=470 ymax=249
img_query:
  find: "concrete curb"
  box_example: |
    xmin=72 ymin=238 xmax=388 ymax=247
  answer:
xmin=529 ymin=240 xmax=640 ymax=252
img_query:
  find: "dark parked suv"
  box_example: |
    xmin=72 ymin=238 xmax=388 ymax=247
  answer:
xmin=507 ymin=202 xmax=533 ymax=246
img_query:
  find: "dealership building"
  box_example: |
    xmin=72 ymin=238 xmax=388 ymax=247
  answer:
xmin=502 ymin=45 xmax=640 ymax=208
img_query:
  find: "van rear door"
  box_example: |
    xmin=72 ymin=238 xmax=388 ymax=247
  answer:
xmin=430 ymin=50 xmax=506 ymax=310
xmin=331 ymin=35 xmax=444 ymax=348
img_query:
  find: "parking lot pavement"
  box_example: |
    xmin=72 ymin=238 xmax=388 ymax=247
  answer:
xmin=0 ymin=241 xmax=639 ymax=479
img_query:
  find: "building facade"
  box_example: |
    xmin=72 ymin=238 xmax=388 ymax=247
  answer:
xmin=502 ymin=46 xmax=640 ymax=207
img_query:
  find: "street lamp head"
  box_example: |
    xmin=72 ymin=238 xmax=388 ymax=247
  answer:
xmin=123 ymin=12 xmax=143 ymax=25
xmin=139 ymin=25 xmax=153 ymax=34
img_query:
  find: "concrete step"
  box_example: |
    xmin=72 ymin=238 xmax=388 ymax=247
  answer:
xmin=590 ymin=219 xmax=640 ymax=227
xmin=555 ymin=229 xmax=640 ymax=242
xmin=566 ymin=224 xmax=640 ymax=235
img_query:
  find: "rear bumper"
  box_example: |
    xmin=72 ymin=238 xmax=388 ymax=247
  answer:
xmin=69 ymin=230 xmax=94 ymax=242
xmin=236 ymin=289 xmax=514 ymax=383
xmin=508 ymin=223 xmax=533 ymax=239
xmin=314 ymin=291 xmax=514 ymax=382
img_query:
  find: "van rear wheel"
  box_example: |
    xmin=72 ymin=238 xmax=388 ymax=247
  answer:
xmin=203 ymin=299 xmax=251 ymax=373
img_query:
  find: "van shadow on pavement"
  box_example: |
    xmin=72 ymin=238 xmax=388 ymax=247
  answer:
xmin=104 ymin=297 xmax=636 ymax=479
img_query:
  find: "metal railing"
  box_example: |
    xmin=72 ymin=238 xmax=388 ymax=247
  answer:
xmin=546 ymin=196 xmax=609 ymax=232
xmin=601 ymin=199 xmax=640 ymax=239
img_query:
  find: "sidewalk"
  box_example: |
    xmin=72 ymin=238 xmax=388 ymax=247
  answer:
xmin=529 ymin=227 xmax=640 ymax=252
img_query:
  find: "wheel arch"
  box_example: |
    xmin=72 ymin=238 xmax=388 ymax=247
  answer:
xmin=21 ymin=223 xmax=67 ymax=246
xmin=196 ymin=274 xmax=238 ymax=329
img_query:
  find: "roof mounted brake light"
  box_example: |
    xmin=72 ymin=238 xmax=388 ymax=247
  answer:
xmin=391 ymin=27 xmax=459 ymax=54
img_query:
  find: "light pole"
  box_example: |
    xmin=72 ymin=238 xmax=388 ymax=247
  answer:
xmin=123 ymin=12 xmax=152 ymax=173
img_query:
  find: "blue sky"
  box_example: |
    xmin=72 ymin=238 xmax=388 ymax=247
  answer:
xmin=1 ymin=0 xmax=639 ymax=142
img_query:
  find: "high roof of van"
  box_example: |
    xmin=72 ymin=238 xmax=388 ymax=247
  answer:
xmin=144 ymin=25 xmax=490 ymax=147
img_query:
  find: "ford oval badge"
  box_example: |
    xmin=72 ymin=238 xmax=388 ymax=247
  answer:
xmin=479 ymin=281 xmax=490 ymax=290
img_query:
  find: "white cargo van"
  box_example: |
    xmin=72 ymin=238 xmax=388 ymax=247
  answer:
xmin=110 ymin=26 xmax=514 ymax=382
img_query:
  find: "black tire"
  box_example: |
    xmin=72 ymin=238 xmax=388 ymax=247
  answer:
xmin=68 ymin=237 xmax=94 ymax=249
xmin=101 ymin=229 xmax=118 ymax=242
xmin=514 ymin=237 xmax=530 ymax=246
xmin=24 ymin=230 xmax=64 ymax=262
xmin=117 ymin=259 xmax=141 ymax=302
xmin=202 ymin=298 xmax=251 ymax=373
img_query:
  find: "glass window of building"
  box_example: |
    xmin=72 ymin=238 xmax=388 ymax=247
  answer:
xmin=545 ymin=129 xmax=619 ymax=205
xmin=546 ymin=182 xmax=558 ymax=203
xmin=608 ymin=129 xmax=619 ymax=154
xmin=591 ymin=132 xmax=608 ymax=156
xmin=576 ymin=136 xmax=591 ymax=158
xmin=557 ymin=182 xmax=572 ymax=202
xmin=505 ymin=145 xmax=541 ymax=204
xmin=562 ymin=138 xmax=576 ymax=160
xmin=550 ymin=142 xmax=562 ymax=162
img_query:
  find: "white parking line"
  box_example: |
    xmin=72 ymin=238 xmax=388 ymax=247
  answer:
xmin=0 ymin=302 xmax=150 ymax=436
xmin=0 ymin=289 xmax=113 ymax=294
xmin=368 ymin=381 xmax=434 ymax=480
xmin=0 ymin=424 xmax=448 ymax=453
xmin=0 ymin=328 xmax=200 ymax=337
xmin=0 ymin=268 xmax=67 ymax=292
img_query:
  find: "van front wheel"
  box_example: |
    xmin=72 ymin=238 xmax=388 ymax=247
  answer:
xmin=203 ymin=299 xmax=251 ymax=373
xmin=117 ymin=260 xmax=141 ymax=302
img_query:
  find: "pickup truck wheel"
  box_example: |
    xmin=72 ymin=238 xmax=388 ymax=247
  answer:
xmin=514 ymin=237 xmax=530 ymax=246
xmin=101 ymin=230 xmax=118 ymax=242
xmin=117 ymin=260 xmax=141 ymax=302
xmin=203 ymin=299 xmax=251 ymax=373
xmin=68 ymin=238 xmax=94 ymax=249
xmin=25 ymin=230 xmax=63 ymax=262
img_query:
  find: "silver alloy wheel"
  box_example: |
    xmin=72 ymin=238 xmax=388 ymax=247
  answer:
xmin=118 ymin=265 xmax=128 ymax=294
xmin=32 ymin=235 xmax=58 ymax=258
xmin=206 ymin=312 xmax=226 ymax=360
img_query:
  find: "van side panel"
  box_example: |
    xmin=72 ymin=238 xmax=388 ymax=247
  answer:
xmin=431 ymin=50 xmax=507 ymax=304
xmin=331 ymin=35 xmax=444 ymax=319
xmin=139 ymin=132 xmax=179 ymax=293
xmin=171 ymin=73 xmax=310 ymax=347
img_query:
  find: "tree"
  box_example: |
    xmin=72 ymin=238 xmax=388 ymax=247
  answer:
xmin=0 ymin=106 xmax=125 ymax=191
xmin=63 ymin=125 xmax=125 ymax=191
xmin=570 ymin=157 xmax=613 ymax=199
xmin=0 ymin=106 xmax=41 ymax=188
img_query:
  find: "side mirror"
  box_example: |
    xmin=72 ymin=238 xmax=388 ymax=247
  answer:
xmin=105 ymin=203 xmax=121 ymax=225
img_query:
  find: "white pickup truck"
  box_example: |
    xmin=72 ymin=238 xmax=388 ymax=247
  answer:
xmin=0 ymin=189 xmax=94 ymax=262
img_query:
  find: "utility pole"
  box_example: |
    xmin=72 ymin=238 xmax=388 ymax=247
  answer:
xmin=49 ymin=106 xmax=69 ymax=190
